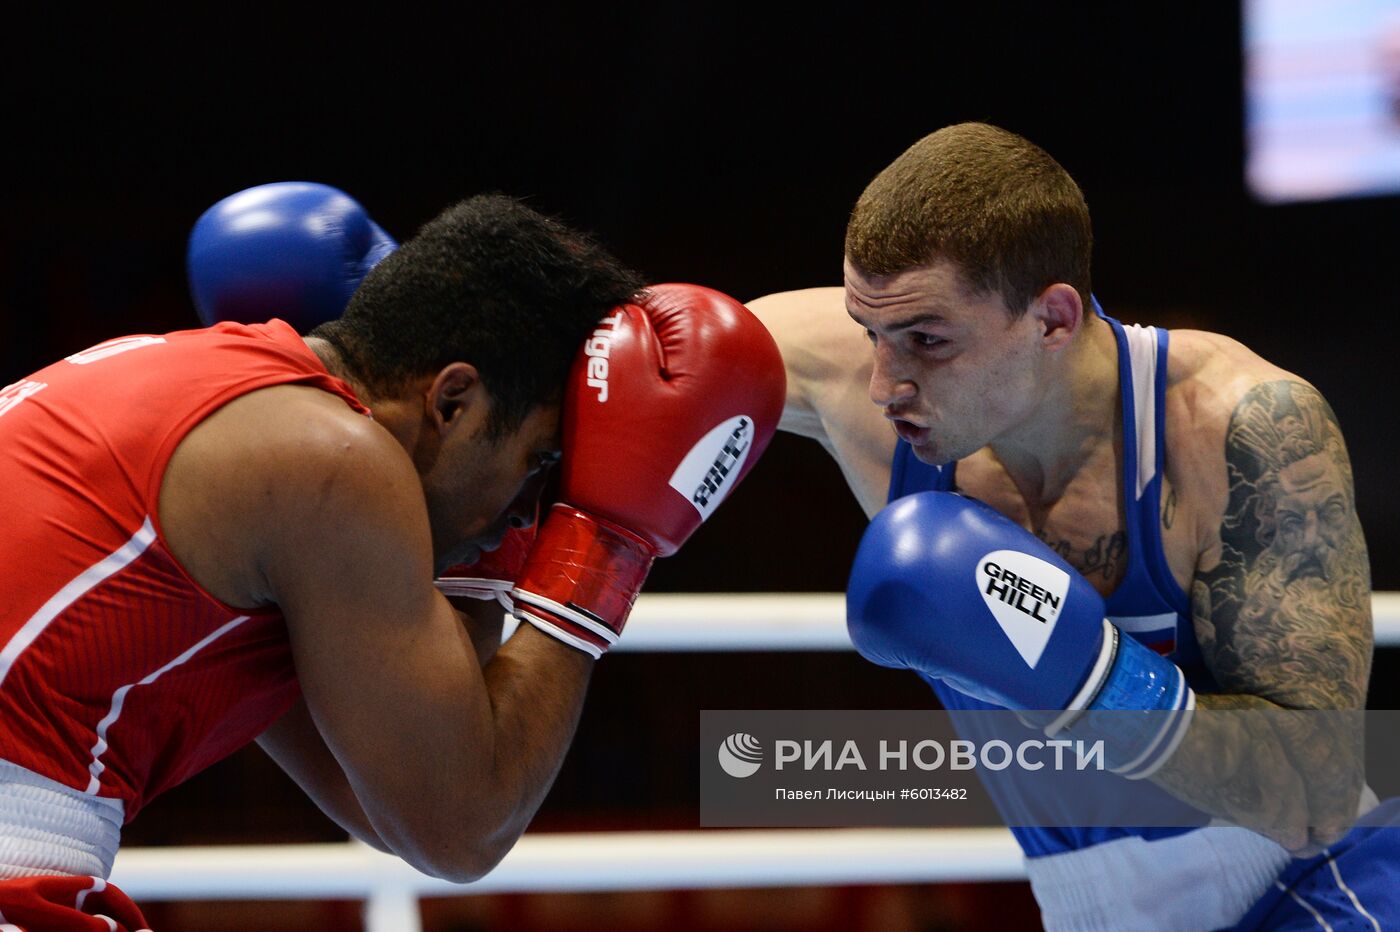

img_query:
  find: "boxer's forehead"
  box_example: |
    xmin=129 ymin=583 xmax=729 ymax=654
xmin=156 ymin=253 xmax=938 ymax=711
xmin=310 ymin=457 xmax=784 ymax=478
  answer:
xmin=842 ymin=257 xmax=1005 ymax=330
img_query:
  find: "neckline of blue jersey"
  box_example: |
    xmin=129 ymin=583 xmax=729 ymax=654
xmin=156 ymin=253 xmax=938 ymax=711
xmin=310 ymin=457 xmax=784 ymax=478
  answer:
xmin=1097 ymin=300 xmax=1192 ymax=616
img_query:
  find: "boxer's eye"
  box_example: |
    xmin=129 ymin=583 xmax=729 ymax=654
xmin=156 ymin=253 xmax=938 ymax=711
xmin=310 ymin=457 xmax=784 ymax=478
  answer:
xmin=912 ymin=333 xmax=945 ymax=348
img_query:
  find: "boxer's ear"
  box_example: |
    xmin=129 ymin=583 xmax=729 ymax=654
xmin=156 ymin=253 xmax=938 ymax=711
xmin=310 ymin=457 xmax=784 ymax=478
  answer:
xmin=1033 ymin=284 xmax=1083 ymax=352
xmin=426 ymin=363 xmax=484 ymax=432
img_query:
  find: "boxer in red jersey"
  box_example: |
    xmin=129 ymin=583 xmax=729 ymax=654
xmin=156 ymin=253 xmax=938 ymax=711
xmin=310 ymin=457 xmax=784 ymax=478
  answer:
xmin=0 ymin=192 xmax=785 ymax=930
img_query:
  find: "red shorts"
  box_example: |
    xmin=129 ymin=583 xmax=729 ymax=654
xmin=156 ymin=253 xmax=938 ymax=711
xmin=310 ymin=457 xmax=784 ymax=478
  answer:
xmin=0 ymin=875 xmax=149 ymax=931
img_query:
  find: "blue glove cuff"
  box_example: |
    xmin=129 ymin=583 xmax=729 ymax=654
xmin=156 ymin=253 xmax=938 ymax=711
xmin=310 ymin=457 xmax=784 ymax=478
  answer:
xmin=1048 ymin=621 xmax=1195 ymax=780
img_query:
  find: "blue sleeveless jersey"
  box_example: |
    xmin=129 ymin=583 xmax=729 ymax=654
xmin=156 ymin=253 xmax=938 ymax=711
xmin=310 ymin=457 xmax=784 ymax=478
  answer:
xmin=886 ymin=307 xmax=1219 ymax=857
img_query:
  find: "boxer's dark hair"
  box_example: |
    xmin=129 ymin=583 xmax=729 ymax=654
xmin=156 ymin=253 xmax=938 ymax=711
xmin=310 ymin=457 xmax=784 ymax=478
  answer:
xmin=845 ymin=122 xmax=1093 ymax=317
xmin=313 ymin=194 xmax=642 ymax=437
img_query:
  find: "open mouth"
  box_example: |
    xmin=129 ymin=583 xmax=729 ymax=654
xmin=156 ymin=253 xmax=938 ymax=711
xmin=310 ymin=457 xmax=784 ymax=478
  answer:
xmin=891 ymin=419 xmax=931 ymax=445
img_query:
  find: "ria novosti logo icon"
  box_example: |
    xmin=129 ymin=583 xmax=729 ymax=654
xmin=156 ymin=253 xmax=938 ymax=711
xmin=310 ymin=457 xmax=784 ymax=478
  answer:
xmin=717 ymin=733 xmax=763 ymax=778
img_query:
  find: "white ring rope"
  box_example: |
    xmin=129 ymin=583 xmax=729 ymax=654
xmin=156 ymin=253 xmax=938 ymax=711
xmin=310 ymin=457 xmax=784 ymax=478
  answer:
xmin=110 ymin=829 xmax=1026 ymax=900
xmin=604 ymin=591 xmax=1400 ymax=652
xmin=89 ymin=590 xmax=1400 ymax=930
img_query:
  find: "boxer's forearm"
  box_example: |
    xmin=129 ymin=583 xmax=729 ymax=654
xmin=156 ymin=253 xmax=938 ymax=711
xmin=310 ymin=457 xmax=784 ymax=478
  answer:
xmin=1148 ymin=692 xmax=1365 ymax=856
xmin=258 ymin=700 xmax=393 ymax=852
xmin=287 ymin=591 xmax=593 ymax=883
xmin=464 ymin=623 xmax=593 ymax=861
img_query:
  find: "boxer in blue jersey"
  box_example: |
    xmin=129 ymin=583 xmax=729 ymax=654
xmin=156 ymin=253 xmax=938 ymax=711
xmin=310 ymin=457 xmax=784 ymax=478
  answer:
xmin=750 ymin=123 xmax=1390 ymax=930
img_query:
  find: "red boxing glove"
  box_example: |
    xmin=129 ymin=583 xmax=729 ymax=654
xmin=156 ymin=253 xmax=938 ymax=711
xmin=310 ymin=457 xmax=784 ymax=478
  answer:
xmin=512 ymin=283 xmax=786 ymax=657
xmin=434 ymin=524 xmax=537 ymax=611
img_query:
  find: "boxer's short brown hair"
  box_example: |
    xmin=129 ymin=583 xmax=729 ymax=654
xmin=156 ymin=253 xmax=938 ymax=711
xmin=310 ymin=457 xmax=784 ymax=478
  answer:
xmin=845 ymin=123 xmax=1093 ymax=316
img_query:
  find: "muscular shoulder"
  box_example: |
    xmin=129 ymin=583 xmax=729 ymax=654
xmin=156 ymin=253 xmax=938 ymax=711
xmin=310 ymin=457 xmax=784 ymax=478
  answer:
xmin=180 ymin=384 xmax=408 ymax=506
xmin=160 ymin=384 xmax=424 ymax=608
xmin=1162 ymin=330 xmax=1307 ymax=544
xmin=1166 ymin=329 xmax=1301 ymax=438
xmin=1163 ymin=330 xmax=1364 ymax=593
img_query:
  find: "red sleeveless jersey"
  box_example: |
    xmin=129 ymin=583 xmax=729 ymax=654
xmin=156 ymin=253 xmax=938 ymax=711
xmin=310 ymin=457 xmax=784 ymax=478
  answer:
xmin=0 ymin=320 xmax=369 ymax=819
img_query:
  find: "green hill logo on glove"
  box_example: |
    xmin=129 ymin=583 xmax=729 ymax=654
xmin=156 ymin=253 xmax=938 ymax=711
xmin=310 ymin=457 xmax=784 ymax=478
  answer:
xmin=976 ymin=551 xmax=1070 ymax=669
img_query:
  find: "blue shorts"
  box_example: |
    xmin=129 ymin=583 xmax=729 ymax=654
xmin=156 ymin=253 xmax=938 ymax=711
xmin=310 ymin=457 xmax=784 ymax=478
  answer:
xmin=1231 ymin=798 xmax=1400 ymax=930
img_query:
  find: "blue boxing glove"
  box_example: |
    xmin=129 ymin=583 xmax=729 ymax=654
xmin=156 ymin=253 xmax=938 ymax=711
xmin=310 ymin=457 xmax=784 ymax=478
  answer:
xmin=847 ymin=491 xmax=1194 ymax=780
xmin=187 ymin=182 xmax=397 ymax=331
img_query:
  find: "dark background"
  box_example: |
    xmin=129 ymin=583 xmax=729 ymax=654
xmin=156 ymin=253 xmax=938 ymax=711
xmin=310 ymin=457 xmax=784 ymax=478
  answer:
xmin=4 ymin=6 xmax=1396 ymax=590
xmin=2 ymin=6 xmax=1396 ymax=928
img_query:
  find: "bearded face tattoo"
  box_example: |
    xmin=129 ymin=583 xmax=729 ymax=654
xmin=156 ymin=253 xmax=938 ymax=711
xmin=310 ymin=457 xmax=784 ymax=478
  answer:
xmin=1193 ymin=381 xmax=1371 ymax=706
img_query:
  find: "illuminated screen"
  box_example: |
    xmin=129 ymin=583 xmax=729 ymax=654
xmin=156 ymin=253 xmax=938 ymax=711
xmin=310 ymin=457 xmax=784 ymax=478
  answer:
xmin=1245 ymin=0 xmax=1400 ymax=202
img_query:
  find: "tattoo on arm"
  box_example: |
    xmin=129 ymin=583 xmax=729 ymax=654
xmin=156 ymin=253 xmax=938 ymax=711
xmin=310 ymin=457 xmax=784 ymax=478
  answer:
xmin=1153 ymin=381 xmax=1373 ymax=852
xmin=1194 ymin=380 xmax=1372 ymax=709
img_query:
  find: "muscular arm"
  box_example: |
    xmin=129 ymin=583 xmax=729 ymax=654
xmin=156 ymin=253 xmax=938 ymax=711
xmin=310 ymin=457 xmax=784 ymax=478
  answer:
xmin=268 ymin=421 xmax=590 ymax=881
xmin=165 ymin=386 xmax=591 ymax=882
xmin=1151 ymin=380 xmax=1373 ymax=853
xmin=257 ymin=698 xmax=391 ymax=851
xmin=256 ymin=599 xmax=506 ymax=853
xmin=747 ymin=288 xmax=896 ymax=517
